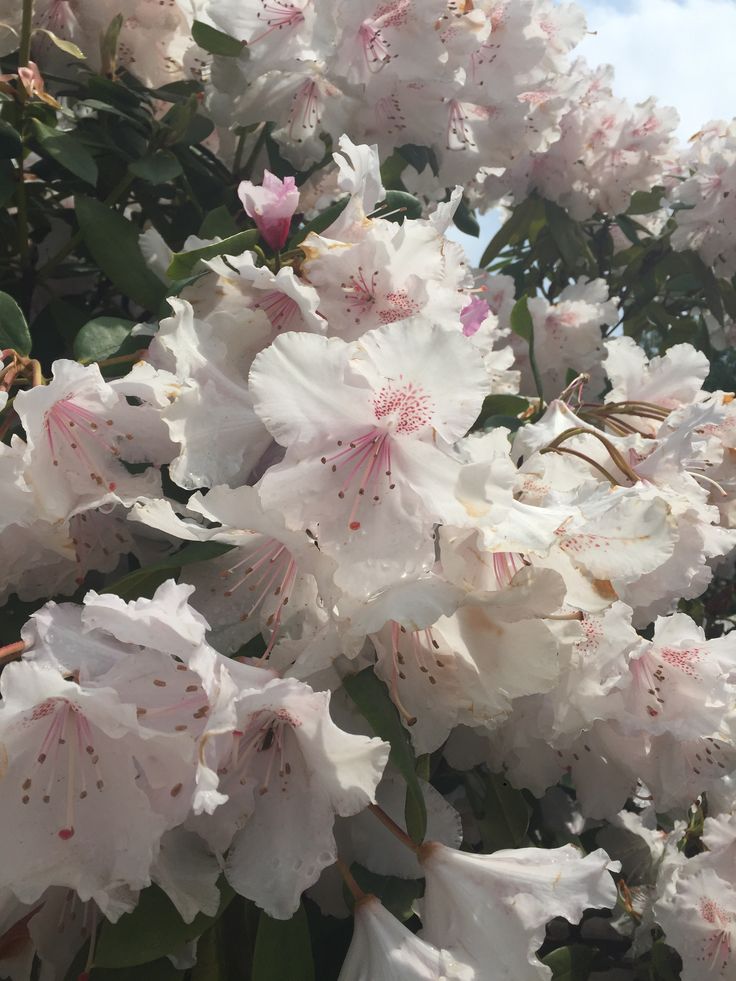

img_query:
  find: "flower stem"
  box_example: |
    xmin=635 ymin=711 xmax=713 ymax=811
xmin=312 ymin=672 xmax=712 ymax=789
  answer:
xmin=15 ymin=0 xmax=35 ymax=274
xmin=19 ymin=0 xmax=34 ymax=68
xmin=368 ymin=804 xmax=419 ymax=853
xmin=336 ymin=859 xmax=366 ymax=902
xmin=0 ymin=641 xmax=25 ymax=666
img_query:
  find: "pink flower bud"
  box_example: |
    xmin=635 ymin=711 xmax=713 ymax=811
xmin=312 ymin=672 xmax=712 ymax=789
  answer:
xmin=238 ymin=171 xmax=300 ymax=252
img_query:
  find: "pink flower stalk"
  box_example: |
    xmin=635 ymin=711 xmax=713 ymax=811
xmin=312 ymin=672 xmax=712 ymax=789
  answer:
xmin=238 ymin=171 xmax=300 ymax=252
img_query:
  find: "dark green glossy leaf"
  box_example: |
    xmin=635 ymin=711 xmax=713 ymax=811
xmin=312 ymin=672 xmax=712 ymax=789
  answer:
xmin=73 ymin=316 xmax=137 ymax=364
xmin=477 ymin=394 xmax=529 ymax=427
xmin=0 ymin=118 xmax=22 ymax=159
xmin=453 ymin=195 xmax=480 ymax=237
xmin=30 ymin=119 xmax=98 ymax=186
xmin=192 ymin=20 xmax=246 ymax=56
xmin=95 ymin=882 xmax=235 ymax=969
xmin=102 ymin=542 xmax=233 ymax=601
xmin=129 ymin=150 xmax=183 ymax=184
xmin=76 ymin=195 xmax=167 ymax=311
xmin=291 ymin=198 xmax=349 ymax=246
xmin=373 ymin=189 xmax=423 ymax=223
xmin=252 ymin=904 xmax=315 ymax=981
xmin=343 ymin=668 xmax=427 ymax=844
xmin=0 ymin=291 xmax=31 ymax=355
xmin=166 ymin=229 xmax=259 ymax=279
xmin=541 ymin=944 xmax=595 ymax=980
xmin=397 ymin=143 xmax=438 ymax=176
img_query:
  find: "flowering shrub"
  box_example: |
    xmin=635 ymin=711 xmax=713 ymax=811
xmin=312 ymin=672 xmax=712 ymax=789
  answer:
xmin=0 ymin=2 xmax=735 ymax=980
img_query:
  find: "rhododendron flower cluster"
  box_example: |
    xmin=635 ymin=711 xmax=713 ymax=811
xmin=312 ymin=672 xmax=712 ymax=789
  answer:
xmin=1 ymin=1 xmax=736 ymax=979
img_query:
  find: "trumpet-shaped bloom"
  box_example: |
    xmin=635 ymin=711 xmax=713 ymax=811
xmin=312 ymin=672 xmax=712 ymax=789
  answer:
xmin=420 ymin=842 xmax=619 ymax=980
xmin=337 ymin=896 xmax=474 ymax=981
xmin=196 ymin=678 xmax=389 ymax=918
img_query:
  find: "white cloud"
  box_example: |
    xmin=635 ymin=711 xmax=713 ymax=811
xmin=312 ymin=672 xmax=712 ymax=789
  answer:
xmin=577 ymin=0 xmax=736 ymax=138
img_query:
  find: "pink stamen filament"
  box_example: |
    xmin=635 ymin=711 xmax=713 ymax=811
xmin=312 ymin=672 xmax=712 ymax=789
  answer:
xmin=248 ymin=1 xmax=306 ymax=45
xmin=254 ymin=291 xmax=300 ymax=331
xmin=344 ymin=267 xmax=378 ymax=314
xmin=322 ymin=428 xmax=394 ymax=531
xmin=358 ymin=22 xmax=391 ymax=71
xmin=288 ymin=79 xmax=320 ymax=140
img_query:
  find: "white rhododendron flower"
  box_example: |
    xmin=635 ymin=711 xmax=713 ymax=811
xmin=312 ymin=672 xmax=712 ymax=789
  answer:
xmin=420 ymin=842 xmax=619 ymax=980
xmin=250 ymin=320 xmax=488 ymax=593
xmin=337 ymin=896 xmax=474 ymax=981
xmin=200 ymin=677 xmax=389 ymax=918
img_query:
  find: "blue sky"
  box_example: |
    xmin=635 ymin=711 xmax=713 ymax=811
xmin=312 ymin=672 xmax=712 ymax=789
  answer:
xmin=451 ymin=0 xmax=736 ymax=263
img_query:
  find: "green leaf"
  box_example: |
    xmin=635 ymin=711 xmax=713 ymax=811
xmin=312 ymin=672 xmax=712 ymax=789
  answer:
xmin=0 ymin=160 xmax=15 ymax=206
xmin=350 ymin=865 xmax=423 ymax=923
xmin=190 ymin=923 xmax=227 ymax=981
xmin=102 ymin=542 xmax=233 ymax=602
xmin=192 ymin=20 xmax=246 ymax=56
xmin=541 ymin=945 xmax=595 ymax=980
xmin=452 ymin=195 xmax=480 ymax=237
xmin=616 ymin=214 xmax=642 ymax=246
xmin=100 ymin=13 xmax=124 ymax=75
xmin=510 ymin=295 xmax=533 ymax=342
xmin=252 ymin=905 xmax=315 ymax=981
xmin=167 ymin=229 xmax=259 ymax=280
xmin=129 ymin=150 xmax=183 ymax=184
xmin=0 ymin=291 xmax=31 ymax=355
xmin=343 ymin=668 xmax=427 ymax=845
xmin=95 ymin=882 xmax=234 ymax=969
xmin=464 ymin=770 xmax=531 ymax=851
xmin=32 ymin=27 xmax=85 ymax=59
xmin=76 ymin=195 xmax=167 ymax=311
xmin=291 ymin=198 xmax=349 ymax=246
xmin=0 ymin=118 xmax=22 ymax=159
xmin=397 ymin=143 xmax=438 ymax=176
xmin=88 ymin=960 xmax=184 ymax=981
xmin=649 ymin=939 xmax=682 ymax=981
xmin=627 ymin=188 xmax=664 ymax=215
xmin=480 ymin=195 xmax=544 ymax=267
xmin=30 ymin=120 xmax=98 ymax=186
xmin=545 ymin=200 xmax=596 ymax=274
xmin=199 ymin=205 xmax=239 ymax=240
xmin=73 ymin=316 xmax=137 ymax=364
xmin=372 ymin=189 xmax=423 ymax=223
xmin=477 ymin=394 xmax=529 ymax=427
